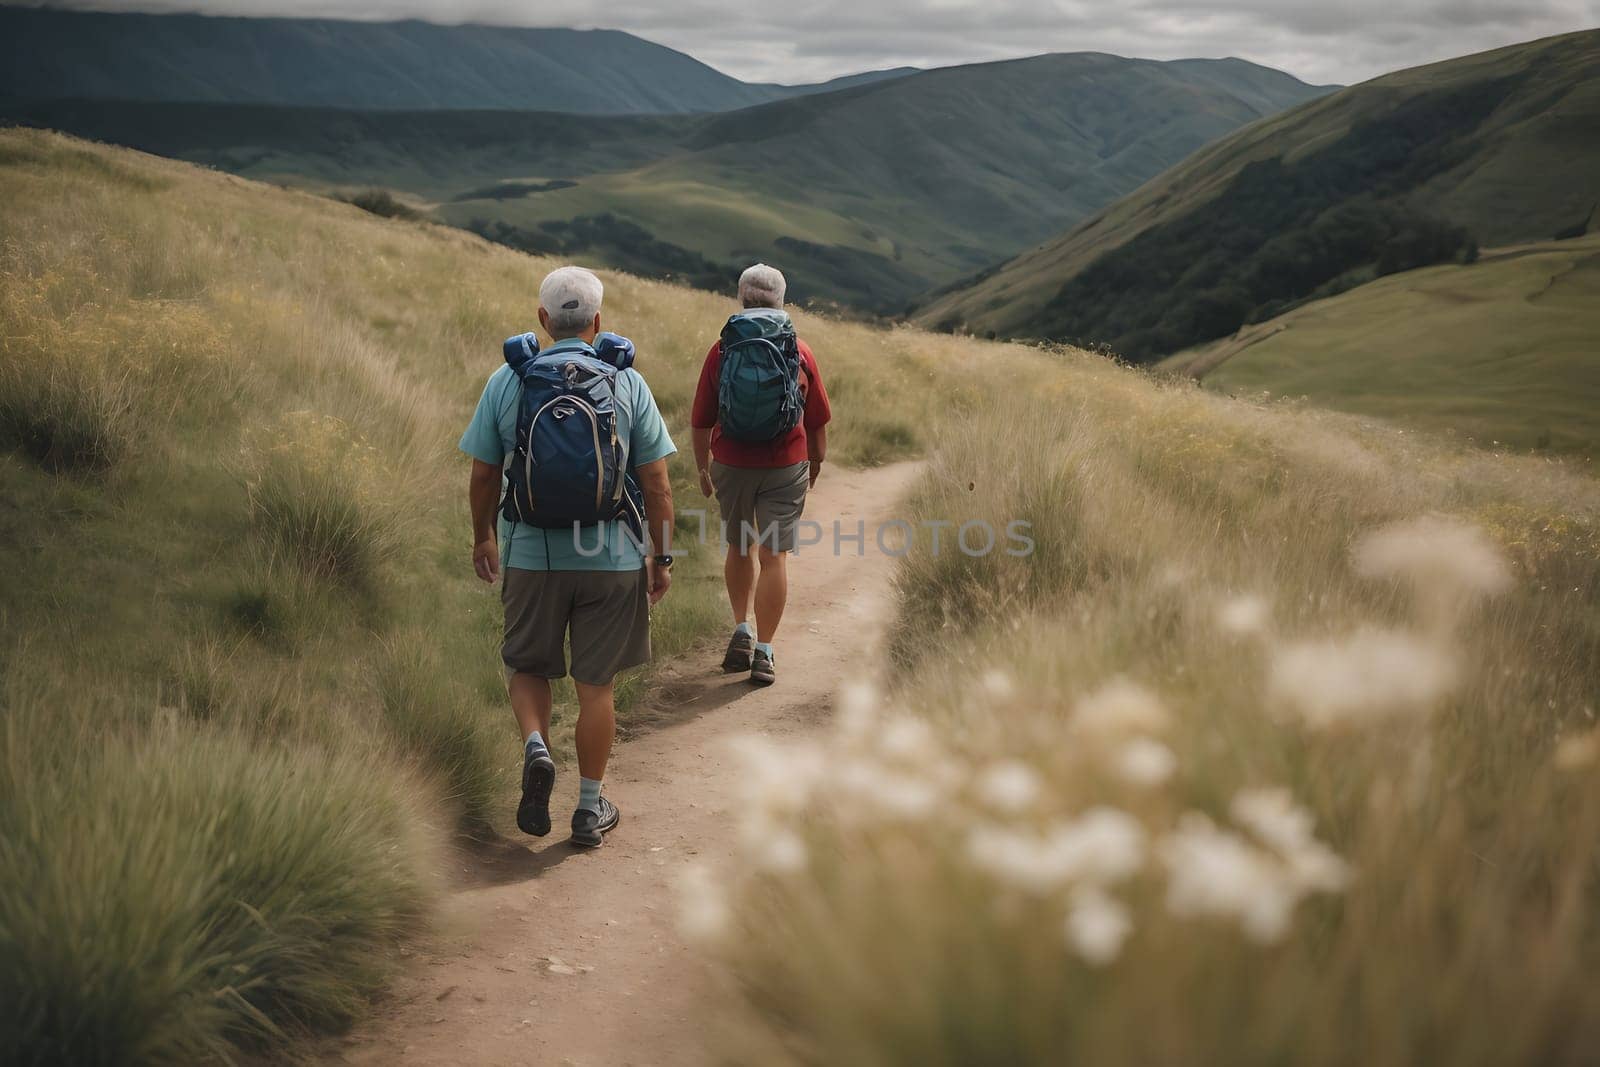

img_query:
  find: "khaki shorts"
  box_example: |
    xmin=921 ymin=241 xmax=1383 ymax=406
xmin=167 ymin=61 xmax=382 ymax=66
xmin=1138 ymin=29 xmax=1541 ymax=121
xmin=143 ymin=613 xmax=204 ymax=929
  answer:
xmin=501 ymin=567 xmax=650 ymax=686
xmin=712 ymin=459 xmax=810 ymax=554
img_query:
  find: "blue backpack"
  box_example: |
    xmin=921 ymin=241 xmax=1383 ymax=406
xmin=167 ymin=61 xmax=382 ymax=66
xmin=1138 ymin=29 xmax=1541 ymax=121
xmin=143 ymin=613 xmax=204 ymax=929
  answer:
xmin=717 ymin=309 xmax=804 ymax=442
xmin=500 ymin=332 xmax=643 ymax=533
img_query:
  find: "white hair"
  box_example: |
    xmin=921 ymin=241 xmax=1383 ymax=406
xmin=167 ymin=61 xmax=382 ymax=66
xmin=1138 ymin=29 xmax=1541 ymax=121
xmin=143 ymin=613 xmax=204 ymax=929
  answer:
xmin=539 ymin=266 xmax=604 ymax=335
xmin=738 ymin=263 xmax=786 ymax=309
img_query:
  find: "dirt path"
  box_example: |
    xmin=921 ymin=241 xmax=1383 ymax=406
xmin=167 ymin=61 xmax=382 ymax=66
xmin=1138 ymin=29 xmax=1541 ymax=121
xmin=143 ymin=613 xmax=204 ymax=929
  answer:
xmin=331 ymin=461 xmax=920 ymax=1067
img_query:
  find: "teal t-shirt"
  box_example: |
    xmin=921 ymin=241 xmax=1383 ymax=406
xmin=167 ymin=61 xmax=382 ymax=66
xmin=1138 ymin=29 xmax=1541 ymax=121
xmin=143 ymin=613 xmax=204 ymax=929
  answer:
xmin=459 ymin=338 xmax=677 ymax=571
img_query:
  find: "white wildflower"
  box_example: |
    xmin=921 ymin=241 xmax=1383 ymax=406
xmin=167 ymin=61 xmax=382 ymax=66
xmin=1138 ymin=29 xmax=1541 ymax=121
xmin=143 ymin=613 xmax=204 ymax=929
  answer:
xmin=1114 ymin=738 xmax=1177 ymax=787
xmin=975 ymin=760 xmax=1042 ymax=813
xmin=980 ymin=669 xmax=1017 ymax=700
xmin=874 ymin=772 xmax=941 ymax=820
xmin=1230 ymin=788 xmax=1349 ymax=893
xmin=1353 ymin=516 xmax=1511 ymax=628
xmin=1065 ymin=885 xmax=1133 ymax=966
xmin=1073 ymin=677 xmax=1170 ymax=738
xmin=832 ymin=756 xmax=882 ymax=801
xmin=878 ymin=714 xmax=939 ymax=762
xmin=1268 ymin=627 xmax=1457 ymax=729
xmin=1159 ymin=813 xmax=1299 ymax=944
xmin=1216 ymin=594 xmax=1271 ymax=637
xmin=967 ymin=824 xmax=1074 ymax=895
xmin=966 ymin=810 xmax=1143 ymax=895
xmin=835 ymin=679 xmax=881 ymax=739
xmin=730 ymin=735 xmax=826 ymax=817
xmin=830 ymin=754 xmax=940 ymax=821
xmin=748 ymin=827 xmax=808 ymax=874
xmin=1229 ymin=788 xmax=1314 ymax=854
xmin=675 ymin=863 xmax=730 ymax=942
xmin=1047 ymin=807 xmax=1147 ymax=885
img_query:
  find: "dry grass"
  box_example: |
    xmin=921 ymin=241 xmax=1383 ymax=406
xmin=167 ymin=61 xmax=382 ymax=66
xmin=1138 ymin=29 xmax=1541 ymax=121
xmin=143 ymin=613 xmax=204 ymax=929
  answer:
xmin=0 ymin=128 xmax=1046 ymax=1060
xmin=694 ymin=358 xmax=1600 ymax=1065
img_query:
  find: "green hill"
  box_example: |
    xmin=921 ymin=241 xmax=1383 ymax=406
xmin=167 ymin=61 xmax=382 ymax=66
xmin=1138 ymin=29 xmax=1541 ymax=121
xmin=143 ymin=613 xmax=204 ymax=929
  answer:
xmin=3 ymin=51 xmax=1329 ymax=313
xmin=916 ymin=29 xmax=1600 ymax=356
xmin=0 ymin=7 xmax=910 ymax=114
xmin=1156 ymin=234 xmax=1600 ymax=457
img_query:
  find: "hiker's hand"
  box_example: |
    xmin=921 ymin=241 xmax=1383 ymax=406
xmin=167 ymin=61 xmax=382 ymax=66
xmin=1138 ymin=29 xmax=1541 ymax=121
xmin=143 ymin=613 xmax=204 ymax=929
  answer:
xmin=473 ymin=538 xmax=500 ymax=584
xmin=699 ymin=469 xmax=715 ymax=498
xmin=646 ymin=558 xmax=672 ymax=605
xmin=809 ymin=460 xmax=823 ymax=488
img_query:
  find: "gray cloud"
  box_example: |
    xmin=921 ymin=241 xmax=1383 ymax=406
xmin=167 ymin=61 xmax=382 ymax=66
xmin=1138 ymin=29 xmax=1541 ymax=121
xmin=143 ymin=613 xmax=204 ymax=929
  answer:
xmin=47 ymin=0 xmax=1600 ymax=85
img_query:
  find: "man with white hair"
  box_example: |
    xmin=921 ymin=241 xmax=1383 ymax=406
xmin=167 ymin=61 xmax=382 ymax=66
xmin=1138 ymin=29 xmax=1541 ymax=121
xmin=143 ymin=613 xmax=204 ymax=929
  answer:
xmin=691 ymin=263 xmax=831 ymax=687
xmin=461 ymin=265 xmax=677 ymax=848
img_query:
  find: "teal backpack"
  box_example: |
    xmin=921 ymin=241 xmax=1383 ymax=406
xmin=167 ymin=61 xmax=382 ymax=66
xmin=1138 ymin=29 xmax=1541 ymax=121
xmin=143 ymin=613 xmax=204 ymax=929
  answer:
xmin=717 ymin=309 xmax=804 ymax=442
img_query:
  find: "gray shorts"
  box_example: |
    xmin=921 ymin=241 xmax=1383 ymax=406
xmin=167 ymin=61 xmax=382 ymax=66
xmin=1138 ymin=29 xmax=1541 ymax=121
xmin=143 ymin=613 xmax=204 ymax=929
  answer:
xmin=712 ymin=459 xmax=810 ymax=554
xmin=501 ymin=567 xmax=650 ymax=686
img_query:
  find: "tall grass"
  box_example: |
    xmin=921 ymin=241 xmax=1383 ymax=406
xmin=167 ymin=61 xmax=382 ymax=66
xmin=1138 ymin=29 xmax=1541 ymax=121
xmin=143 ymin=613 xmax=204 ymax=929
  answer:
xmin=376 ymin=633 xmax=509 ymax=829
xmin=696 ymin=366 xmax=1600 ymax=1065
xmin=0 ymin=686 xmax=438 ymax=1065
xmin=0 ymin=127 xmax=1055 ymax=1060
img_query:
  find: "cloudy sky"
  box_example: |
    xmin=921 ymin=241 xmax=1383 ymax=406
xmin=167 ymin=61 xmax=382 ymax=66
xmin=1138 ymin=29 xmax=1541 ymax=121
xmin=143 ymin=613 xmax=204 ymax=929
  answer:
xmin=49 ymin=1 xmax=1600 ymax=85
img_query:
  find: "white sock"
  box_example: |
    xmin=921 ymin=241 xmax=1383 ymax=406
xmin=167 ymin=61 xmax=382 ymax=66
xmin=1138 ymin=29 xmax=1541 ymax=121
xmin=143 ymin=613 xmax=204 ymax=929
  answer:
xmin=524 ymin=730 xmax=549 ymax=759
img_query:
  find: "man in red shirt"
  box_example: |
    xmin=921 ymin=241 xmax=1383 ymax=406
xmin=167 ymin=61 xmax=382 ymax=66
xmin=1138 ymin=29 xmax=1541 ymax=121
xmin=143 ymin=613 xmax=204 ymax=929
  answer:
xmin=691 ymin=264 xmax=831 ymax=687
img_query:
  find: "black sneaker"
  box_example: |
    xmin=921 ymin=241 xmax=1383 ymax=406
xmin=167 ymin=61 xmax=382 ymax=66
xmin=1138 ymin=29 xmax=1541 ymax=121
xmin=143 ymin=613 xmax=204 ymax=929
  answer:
xmin=517 ymin=747 xmax=556 ymax=837
xmin=722 ymin=628 xmax=755 ymax=673
xmin=570 ymin=795 xmax=620 ymax=848
xmin=750 ymin=647 xmax=776 ymax=687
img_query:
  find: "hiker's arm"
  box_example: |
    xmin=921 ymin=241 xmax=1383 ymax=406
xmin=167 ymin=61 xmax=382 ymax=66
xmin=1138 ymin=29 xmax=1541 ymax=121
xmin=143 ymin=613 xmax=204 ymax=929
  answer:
xmin=636 ymin=457 xmax=674 ymax=605
xmin=469 ymin=459 xmax=501 ymax=584
xmin=808 ymin=424 xmax=827 ymax=487
xmin=692 ymin=427 xmax=714 ymax=497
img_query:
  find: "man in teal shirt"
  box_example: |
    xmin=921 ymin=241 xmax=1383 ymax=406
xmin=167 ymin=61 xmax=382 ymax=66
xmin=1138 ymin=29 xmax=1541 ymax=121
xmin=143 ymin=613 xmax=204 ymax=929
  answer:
xmin=461 ymin=266 xmax=676 ymax=847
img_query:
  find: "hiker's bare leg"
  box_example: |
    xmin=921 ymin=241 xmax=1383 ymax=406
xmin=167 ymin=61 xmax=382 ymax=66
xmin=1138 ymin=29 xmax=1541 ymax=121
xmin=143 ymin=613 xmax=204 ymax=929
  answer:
xmin=573 ymin=680 xmax=616 ymax=781
xmin=509 ymin=671 xmax=553 ymax=741
xmin=754 ymin=544 xmax=788 ymax=644
xmin=725 ymin=543 xmax=755 ymax=624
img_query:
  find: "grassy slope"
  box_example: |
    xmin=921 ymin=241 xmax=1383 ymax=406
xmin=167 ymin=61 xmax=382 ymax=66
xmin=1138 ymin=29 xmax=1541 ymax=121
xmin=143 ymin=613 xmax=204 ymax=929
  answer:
xmin=0 ymin=129 xmax=1045 ymax=1063
xmin=707 ymin=333 xmax=1600 ymax=1066
xmin=3 ymin=53 xmax=1328 ymax=313
xmin=916 ymin=28 xmax=1600 ymax=339
xmin=1156 ymin=235 xmax=1600 ymax=456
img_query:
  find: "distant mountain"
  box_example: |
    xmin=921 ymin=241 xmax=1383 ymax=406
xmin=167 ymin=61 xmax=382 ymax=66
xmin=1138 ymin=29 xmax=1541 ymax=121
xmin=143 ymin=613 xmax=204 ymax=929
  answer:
xmin=0 ymin=7 xmax=912 ymax=114
xmin=914 ymin=30 xmax=1600 ymax=357
xmin=2 ymin=50 xmax=1331 ymax=312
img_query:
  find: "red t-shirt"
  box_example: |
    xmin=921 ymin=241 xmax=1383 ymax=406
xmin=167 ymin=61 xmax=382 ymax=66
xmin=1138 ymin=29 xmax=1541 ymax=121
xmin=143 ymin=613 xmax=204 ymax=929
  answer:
xmin=691 ymin=337 xmax=831 ymax=469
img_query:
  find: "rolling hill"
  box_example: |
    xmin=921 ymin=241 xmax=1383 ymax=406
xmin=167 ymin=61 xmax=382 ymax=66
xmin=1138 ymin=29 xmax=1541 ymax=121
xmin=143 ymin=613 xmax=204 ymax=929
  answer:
xmin=1156 ymin=233 xmax=1600 ymax=457
xmin=915 ymin=29 xmax=1600 ymax=356
xmin=0 ymin=7 xmax=912 ymax=114
xmin=3 ymin=51 xmax=1331 ymax=312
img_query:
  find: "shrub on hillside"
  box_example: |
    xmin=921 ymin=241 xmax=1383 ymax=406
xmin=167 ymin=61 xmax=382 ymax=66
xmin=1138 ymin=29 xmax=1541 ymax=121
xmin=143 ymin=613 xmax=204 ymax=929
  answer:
xmin=0 ymin=356 xmax=136 ymax=473
xmin=242 ymin=413 xmax=403 ymax=589
xmin=0 ymin=280 xmax=225 ymax=475
xmin=377 ymin=635 xmax=508 ymax=830
xmin=346 ymin=189 xmax=423 ymax=222
xmin=0 ymin=713 xmax=435 ymax=1064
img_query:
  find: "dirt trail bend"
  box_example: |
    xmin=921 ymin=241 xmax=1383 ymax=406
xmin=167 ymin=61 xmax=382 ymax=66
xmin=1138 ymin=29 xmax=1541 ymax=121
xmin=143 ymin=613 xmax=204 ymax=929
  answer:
xmin=333 ymin=461 xmax=921 ymax=1067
